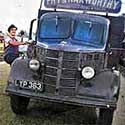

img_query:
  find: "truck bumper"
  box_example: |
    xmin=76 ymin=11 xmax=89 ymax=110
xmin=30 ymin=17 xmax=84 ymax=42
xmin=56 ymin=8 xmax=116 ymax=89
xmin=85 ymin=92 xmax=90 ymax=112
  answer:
xmin=6 ymin=82 xmax=117 ymax=109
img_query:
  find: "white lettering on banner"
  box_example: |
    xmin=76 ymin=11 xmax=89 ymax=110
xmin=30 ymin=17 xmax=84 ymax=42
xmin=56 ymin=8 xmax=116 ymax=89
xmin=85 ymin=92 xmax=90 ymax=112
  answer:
xmin=106 ymin=0 xmax=113 ymax=9
xmin=78 ymin=0 xmax=82 ymax=4
xmin=46 ymin=0 xmax=55 ymax=5
xmin=96 ymin=0 xmax=103 ymax=7
xmin=45 ymin=0 xmax=121 ymax=10
xmin=102 ymin=0 xmax=108 ymax=8
xmin=91 ymin=0 xmax=97 ymax=6
xmin=85 ymin=0 xmax=92 ymax=4
xmin=62 ymin=0 xmax=67 ymax=4
xmin=113 ymin=1 xmax=120 ymax=9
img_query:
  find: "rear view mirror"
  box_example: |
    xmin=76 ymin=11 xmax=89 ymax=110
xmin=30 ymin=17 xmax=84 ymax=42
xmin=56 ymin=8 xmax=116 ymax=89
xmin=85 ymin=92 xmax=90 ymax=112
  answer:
xmin=29 ymin=19 xmax=37 ymax=41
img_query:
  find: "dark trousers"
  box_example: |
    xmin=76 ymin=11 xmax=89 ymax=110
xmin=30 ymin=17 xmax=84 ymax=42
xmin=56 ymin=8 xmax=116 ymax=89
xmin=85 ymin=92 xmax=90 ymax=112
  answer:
xmin=4 ymin=53 xmax=19 ymax=65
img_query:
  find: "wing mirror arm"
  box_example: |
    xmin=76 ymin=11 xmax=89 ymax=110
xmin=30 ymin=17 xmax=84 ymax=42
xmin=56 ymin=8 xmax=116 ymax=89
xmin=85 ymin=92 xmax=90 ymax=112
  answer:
xmin=29 ymin=19 xmax=37 ymax=41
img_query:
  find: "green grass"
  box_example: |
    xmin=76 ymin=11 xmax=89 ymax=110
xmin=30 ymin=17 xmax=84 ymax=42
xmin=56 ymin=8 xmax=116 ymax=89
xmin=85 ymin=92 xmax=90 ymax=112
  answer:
xmin=0 ymin=43 xmax=4 ymax=53
xmin=0 ymin=62 xmax=96 ymax=125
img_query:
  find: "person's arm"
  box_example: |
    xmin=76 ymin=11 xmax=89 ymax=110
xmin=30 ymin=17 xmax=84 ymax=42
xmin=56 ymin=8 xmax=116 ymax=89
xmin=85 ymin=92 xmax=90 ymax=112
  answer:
xmin=9 ymin=40 xmax=25 ymax=46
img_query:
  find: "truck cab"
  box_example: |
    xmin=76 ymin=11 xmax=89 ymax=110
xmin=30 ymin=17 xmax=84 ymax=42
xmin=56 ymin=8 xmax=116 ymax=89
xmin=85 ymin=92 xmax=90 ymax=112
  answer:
xmin=6 ymin=0 xmax=125 ymax=125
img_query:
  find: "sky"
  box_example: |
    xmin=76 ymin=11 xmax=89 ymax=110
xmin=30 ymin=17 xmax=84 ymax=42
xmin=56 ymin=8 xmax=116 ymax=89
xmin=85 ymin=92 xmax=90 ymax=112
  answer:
xmin=0 ymin=0 xmax=41 ymax=32
xmin=0 ymin=0 xmax=125 ymax=33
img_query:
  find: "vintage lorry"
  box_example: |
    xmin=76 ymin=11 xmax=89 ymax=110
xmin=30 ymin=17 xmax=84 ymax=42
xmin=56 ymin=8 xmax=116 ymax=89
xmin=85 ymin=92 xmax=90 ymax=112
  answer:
xmin=6 ymin=0 xmax=125 ymax=124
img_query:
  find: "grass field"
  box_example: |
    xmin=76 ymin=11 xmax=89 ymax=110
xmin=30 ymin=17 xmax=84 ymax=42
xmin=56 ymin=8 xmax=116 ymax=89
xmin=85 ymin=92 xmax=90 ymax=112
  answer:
xmin=0 ymin=62 xmax=97 ymax=125
xmin=0 ymin=42 xmax=4 ymax=53
xmin=1 ymin=62 xmax=125 ymax=125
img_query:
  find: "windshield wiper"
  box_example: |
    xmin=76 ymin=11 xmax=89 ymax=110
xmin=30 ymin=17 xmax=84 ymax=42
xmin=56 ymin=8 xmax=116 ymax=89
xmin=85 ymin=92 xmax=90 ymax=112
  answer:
xmin=56 ymin=16 xmax=59 ymax=32
xmin=89 ymin=22 xmax=92 ymax=35
xmin=84 ymin=21 xmax=93 ymax=36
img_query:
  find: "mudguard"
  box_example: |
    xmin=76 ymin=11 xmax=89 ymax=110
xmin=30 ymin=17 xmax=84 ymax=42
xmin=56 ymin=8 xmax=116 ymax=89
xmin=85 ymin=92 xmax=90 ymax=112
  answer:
xmin=8 ymin=57 xmax=36 ymax=84
xmin=78 ymin=70 xmax=120 ymax=99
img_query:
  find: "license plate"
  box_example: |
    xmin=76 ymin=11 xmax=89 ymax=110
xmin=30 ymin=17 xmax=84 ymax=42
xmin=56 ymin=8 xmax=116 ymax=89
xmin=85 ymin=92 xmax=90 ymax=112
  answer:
xmin=15 ymin=80 xmax=43 ymax=91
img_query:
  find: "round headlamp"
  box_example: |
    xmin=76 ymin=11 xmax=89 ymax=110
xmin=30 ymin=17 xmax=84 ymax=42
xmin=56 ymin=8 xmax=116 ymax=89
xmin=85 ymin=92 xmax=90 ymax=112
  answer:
xmin=82 ymin=66 xmax=95 ymax=79
xmin=29 ymin=59 xmax=40 ymax=71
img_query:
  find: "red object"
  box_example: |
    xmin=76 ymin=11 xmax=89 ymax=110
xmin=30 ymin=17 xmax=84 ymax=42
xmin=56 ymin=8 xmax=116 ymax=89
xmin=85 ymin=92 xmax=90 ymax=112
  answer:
xmin=9 ymin=40 xmax=24 ymax=46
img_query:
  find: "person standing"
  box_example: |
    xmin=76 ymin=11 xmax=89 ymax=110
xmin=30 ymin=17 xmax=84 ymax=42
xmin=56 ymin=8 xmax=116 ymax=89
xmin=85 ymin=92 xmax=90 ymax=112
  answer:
xmin=19 ymin=30 xmax=25 ymax=42
xmin=4 ymin=24 xmax=26 ymax=65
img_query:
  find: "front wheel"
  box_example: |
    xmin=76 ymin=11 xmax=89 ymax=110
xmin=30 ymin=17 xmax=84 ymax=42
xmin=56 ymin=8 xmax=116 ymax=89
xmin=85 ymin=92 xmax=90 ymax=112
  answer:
xmin=10 ymin=95 xmax=30 ymax=115
xmin=96 ymin=108 xmax=114 ymax=125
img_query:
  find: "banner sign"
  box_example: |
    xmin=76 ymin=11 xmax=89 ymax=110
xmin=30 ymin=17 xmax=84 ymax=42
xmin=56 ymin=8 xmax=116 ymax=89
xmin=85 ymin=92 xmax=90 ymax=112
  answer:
xmin=44 ymin=0 xmax=122 ymax=13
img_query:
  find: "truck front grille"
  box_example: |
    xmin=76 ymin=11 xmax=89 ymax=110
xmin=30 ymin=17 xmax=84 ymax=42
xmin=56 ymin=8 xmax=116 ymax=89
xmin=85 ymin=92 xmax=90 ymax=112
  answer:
xmin=35 ymin=46 xmax=105 ymax=96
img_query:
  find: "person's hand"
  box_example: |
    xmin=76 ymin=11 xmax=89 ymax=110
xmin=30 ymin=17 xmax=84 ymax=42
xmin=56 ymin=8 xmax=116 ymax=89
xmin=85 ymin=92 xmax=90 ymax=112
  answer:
xmin=25 ymin=40 xmax=35 ymax=44
xmin=22 ymin=41 xmax=28 ymax=45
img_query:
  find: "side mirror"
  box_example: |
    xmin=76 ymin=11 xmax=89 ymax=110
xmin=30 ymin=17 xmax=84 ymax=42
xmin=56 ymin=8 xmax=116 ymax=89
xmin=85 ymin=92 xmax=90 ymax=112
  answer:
xmin=29 ymin=19 xmax=37 ymax=41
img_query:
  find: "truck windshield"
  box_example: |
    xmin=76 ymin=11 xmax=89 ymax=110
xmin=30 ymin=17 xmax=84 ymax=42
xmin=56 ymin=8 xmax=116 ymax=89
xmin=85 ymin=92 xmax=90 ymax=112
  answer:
xmin=38 ymin=13 xmax=109 ymax=50
xmin=71 ymin=20 xmax=105 ymax=48
xmin=39 ymin=16 xmax=71 ymax=39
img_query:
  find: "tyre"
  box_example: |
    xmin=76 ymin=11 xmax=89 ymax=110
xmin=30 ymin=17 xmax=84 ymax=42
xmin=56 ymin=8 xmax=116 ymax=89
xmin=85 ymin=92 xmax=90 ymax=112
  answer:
xmin=96 ymin=108 xmax=114 ymax=125
xmin=10 ymin=94 xmax=30 ymax=115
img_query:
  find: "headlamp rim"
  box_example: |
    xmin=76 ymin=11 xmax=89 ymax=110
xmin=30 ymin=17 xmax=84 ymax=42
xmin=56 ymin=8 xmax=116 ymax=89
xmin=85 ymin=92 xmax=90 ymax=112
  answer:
xmin=81 ymin=66 xmax=95 ymax=79
xmin=29 ymin=59 xmax=40 ymax=71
